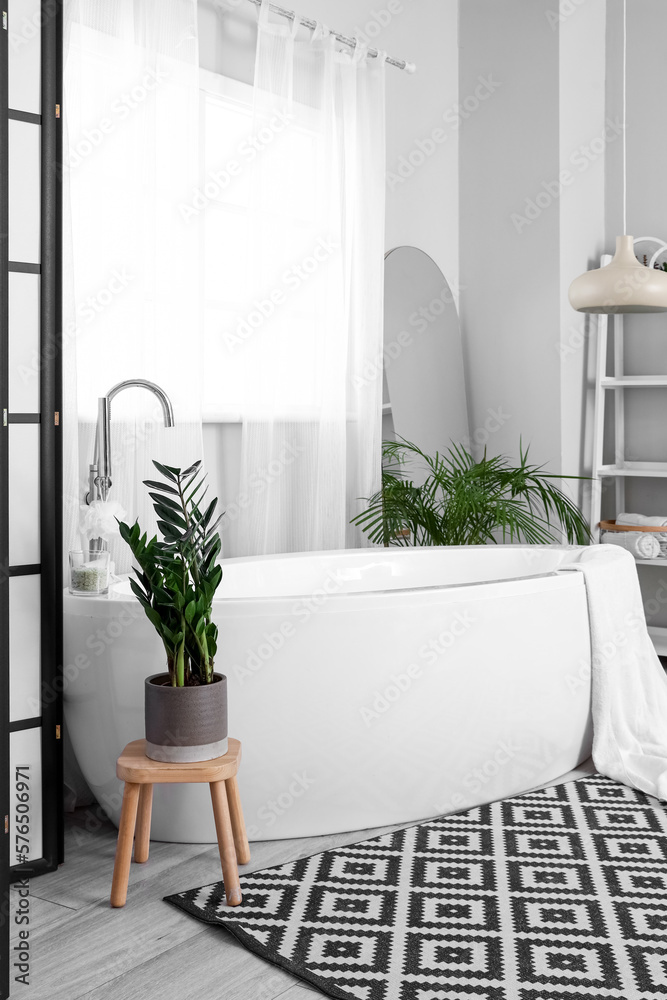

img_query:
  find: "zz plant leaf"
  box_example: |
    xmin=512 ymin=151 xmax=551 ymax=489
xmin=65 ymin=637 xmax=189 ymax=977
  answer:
xmin=118 ymin=460 xmax=225 ymax=687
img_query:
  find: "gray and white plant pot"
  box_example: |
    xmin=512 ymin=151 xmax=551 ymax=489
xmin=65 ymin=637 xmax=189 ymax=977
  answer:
xmin=144 ymin=672 xmax=228 ymax=763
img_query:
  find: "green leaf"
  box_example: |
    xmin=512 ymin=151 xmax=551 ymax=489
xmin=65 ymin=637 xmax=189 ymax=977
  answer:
xmin=129 ymin=577 xmax=149 ymax=601
xmin=154 ymin=503 xmax=188 ymax=530
xmin=181 ymin=461 xmax=202 ymax=478
xmin=148 ymin=491 xmax=181 ymax=511
xmin=152 ymin=461 xmax=180 ymax=481
xmin=351 ymin=437 xmax=591 ymax=549
xmin=185 ymin=477 xmax=208 ymax=507
xmin=144 ymin=606 xmax=164 ymax=631
xmin=117 ymin=520 xmax=132 ymax=544
xmin=157 ymin=520 xmax=184 ymax=540
xmin=143 ymin=479 xmax=179 ymax=496
xmin=119 ymin=456 xmax=226 ymax=680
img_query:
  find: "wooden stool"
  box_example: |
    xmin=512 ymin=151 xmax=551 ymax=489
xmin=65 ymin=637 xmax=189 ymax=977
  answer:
xmin=110 ymin=737 xmax=250 ymax=909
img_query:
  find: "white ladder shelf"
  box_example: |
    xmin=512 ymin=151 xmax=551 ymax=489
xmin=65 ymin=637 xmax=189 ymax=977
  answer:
xmin=590 ymin=251 xmax=667 ymax=656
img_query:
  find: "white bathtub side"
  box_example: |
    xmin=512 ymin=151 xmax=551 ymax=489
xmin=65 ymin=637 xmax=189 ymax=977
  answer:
xmin=63 ymin=569 xmax=592 ymax=842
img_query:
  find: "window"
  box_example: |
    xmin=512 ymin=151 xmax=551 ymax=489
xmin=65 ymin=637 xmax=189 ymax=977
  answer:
xmin=197 ymin=70 xmax=337 ymax=421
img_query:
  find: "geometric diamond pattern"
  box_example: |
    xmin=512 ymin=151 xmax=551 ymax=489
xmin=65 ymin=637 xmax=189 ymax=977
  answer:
xmin=166 ymin=774 xmax=667 ymax=1000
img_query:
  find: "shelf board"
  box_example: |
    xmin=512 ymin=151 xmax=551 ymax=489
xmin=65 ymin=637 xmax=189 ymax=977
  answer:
xmin=597 ymin=462 xmax=667 ymax=478
xmin=601 ymin=376 xmax=667 ymax=388
xmin=635 ymin=558 xmax=667 ymax=567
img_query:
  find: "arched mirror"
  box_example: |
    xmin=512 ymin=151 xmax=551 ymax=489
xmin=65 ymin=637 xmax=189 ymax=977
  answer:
xmin=383 ymin=247 xmax=469 ymax=459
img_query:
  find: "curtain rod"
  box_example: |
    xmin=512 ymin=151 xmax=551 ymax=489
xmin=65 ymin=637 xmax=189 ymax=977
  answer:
xmin=244 ymin=0 xmax=416 ymax=73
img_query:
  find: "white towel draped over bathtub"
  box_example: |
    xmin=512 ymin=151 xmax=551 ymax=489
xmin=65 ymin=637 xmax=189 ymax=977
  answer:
xmin=565 ymin=545 xmax=667 ymax=801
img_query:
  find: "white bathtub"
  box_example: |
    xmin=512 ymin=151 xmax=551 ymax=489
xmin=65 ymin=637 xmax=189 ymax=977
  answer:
xmin=63 ymin=545 xmax=593 ymax=842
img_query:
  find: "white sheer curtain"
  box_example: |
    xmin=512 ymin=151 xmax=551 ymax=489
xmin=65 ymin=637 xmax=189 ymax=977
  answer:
xmin=229 ymin=2 xmax=387 ymax=554
xmin=62 ymin=0 xmax=203 ymax=573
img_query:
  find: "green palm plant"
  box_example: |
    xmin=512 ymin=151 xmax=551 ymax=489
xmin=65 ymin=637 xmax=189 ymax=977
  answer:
xmin=352 ymin=438 xmax=591 ymax=547
xmin=118 ymin=460 xmax=224 ymax=686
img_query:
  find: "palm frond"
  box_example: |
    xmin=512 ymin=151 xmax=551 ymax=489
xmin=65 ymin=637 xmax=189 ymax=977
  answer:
xmin=352 ymin=438 xmax=591 ymax=548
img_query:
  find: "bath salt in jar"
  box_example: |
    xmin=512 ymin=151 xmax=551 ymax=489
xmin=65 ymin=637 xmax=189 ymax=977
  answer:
xmin=69 ymin=549 xmax=110 ymax=596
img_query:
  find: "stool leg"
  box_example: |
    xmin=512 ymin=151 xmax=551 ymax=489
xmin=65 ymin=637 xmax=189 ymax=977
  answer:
xmin=226 ymin=775 xmax=251 ymax=865
xmin=210 ymin=780 xmax=242 ymax=906
xmin=134 ymin=784 xmax=153 ymax=864
xmin=111 ymin=782 xmax=140 ymax=907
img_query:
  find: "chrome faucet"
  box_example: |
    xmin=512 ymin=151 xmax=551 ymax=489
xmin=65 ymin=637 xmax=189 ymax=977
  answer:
xmin=86 ymin=379 xmax=175 ymax=505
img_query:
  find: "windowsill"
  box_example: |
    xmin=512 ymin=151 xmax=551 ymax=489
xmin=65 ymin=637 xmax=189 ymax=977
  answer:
xmin=203 ymin=414 xmax=244 ymax=424
xmin=202 ymin=413 xmax=370 ymax=423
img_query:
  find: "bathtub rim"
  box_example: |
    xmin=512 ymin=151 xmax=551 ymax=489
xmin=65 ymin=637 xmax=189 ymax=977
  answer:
xmin=63 ymin=544 xmax=588 ymax=619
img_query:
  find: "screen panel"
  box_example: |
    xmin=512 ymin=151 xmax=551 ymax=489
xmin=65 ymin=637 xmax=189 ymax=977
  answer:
xmin=8 ymin=423 xmax=40 ymax=565
xmin=9 ymin=728 xmax=43 ymax=863
xmin=9 ymin=576 xmax=41 ymax=722
xmin=8 ymin=0 xmax=41 ymax=115
xmin=8 ymin=118 xmax=40 ymax=263
xmin=8 ymin=272 xmax=40 ymax=412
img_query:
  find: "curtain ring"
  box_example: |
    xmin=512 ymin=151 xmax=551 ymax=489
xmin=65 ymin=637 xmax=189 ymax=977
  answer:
xmin=351 ymin=38 xmax=368 ymax=64
xmin=311 ymin=21 xmax=330 ymax=41
xmin=374 ymin=48 xmax=388 ymax=65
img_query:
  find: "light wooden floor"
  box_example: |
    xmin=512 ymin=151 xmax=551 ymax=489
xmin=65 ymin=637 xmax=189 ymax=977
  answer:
xmin=12 ymin=760 xmax=595 ymax=1000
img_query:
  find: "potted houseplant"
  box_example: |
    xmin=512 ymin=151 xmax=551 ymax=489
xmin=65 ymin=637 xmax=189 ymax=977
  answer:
xmin=118 ymin=460 xmax=226 ymax=762
xmin=352 ymin=438 xmax=592 ymax=546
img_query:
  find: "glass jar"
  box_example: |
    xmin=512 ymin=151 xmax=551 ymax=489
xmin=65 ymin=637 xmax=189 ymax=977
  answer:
xmin=68 ymin=549 xmax=110 ymax=596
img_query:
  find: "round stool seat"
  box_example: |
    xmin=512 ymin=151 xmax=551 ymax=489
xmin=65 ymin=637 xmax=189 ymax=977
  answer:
xmin=117 ymin=737 xmax=242 ymax=784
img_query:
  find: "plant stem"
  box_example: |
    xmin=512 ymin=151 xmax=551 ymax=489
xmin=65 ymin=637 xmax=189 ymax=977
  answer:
xmin=175 ymin=642 xmax=185 ymax=687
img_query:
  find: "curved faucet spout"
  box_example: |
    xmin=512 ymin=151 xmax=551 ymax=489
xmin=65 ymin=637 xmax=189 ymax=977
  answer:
xmin=89 ymin=379 xmax=175 ymax=504
xmin=106 ymin=379 xmax=175 ymax=427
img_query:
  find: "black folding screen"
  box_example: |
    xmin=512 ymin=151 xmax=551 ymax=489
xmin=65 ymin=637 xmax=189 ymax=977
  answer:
xmin=1 ymin=2 xmax=62 ymax=995
xmin=0 ymin=14 xmax=8 ymax=994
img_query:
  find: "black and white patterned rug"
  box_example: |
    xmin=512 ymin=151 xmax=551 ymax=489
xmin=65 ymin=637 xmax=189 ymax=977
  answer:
xmin=165 ymin=774 xmax=667 ymax=999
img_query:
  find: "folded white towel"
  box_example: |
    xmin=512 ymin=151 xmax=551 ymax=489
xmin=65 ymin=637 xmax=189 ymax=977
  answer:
xmin=616 ymin=513 xmax=667 ymax=557
xmin=565 ymin=545 xmax=667 ymax=801
xmin=600 ymin=530 xmax=661 ymax=559
xmin=617 ymin=511 xmax=667 ymax=528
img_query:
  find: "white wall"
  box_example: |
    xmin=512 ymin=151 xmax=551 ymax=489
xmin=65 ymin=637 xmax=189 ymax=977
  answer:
xmin=459 ymin=0 xmax=562 ymax=470
xmin=559 ymin=0 xmax=607 ymax=491
xmin=459 ymin=0 xmax=607 ymax=504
